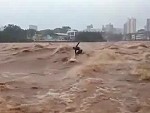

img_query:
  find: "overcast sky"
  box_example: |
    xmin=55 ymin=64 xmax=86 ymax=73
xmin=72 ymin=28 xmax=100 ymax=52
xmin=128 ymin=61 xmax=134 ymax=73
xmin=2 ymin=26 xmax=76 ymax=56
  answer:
xmin=0 ymin=0 xmax=150 ymax=30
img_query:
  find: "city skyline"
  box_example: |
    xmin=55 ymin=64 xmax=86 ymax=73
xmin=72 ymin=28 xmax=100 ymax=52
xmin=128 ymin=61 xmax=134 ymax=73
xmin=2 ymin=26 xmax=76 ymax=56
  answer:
xmin=0 ymin=18 xmax=149 ymax=33
xmin=0 ymin=17 xmax=149 ymax=31
xmin=0 ymin=0 xmax=150 ymax=30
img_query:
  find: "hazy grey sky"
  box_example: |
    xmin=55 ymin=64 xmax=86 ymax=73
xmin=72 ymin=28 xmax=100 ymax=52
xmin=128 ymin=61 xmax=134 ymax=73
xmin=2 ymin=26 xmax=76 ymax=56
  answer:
xmin=0 ymin=0 xmax=150 ymax=30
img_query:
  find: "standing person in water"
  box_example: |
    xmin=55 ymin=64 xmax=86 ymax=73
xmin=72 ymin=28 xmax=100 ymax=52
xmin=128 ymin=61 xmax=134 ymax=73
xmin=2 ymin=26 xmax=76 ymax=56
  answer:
xmin=73 ymin=42 xmax=83 ymax=56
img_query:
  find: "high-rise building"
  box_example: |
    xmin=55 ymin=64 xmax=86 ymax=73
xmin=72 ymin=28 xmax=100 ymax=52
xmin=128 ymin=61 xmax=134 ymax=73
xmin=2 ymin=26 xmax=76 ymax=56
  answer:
xmin=86 ymin=24 xmax=93 ymax=31
xmin=124 ymin=18 xmax=136 ymax=34
xmin=130 ymin=18 xmax=136 ymax=33
xmin=146 ymin=19 xmax=150 ymax=31
xmin=103 ymin=23 xmax=122 ymax=34
xmin=124 ymin=23 xmax=127 ymax=34
xmin=105 ymin=23 xmax=114 ymax=33
xmin=84 ymin=24 xmax=101 ymax=32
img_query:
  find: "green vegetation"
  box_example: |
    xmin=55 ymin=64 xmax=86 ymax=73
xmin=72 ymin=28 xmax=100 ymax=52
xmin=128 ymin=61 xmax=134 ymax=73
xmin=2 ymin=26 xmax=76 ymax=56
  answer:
xmin=53 ymin=26 xmax=71 ymax=33
xmin=75 ymin=32 xmax=105 ymax=42
xmin=0 ymin=25 xmax=106 ymax=42
xmin=0 ymin=24 xmax=32 ymax=42
xmin=106 ymin=33 xmax=123 ymax=41
xmin=37 ymin=29 xmax=58 ymax=38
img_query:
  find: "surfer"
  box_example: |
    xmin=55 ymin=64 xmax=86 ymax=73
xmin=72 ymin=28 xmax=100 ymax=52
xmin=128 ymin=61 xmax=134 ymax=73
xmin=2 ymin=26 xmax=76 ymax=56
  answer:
xmin=73 ymin=42 xmax=83 ymax=55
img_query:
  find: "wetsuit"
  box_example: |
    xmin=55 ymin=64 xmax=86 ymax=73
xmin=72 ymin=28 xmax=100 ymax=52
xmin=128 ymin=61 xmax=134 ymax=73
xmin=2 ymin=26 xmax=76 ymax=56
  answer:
xmin=73 ymin=42 xmax=82 ymax=55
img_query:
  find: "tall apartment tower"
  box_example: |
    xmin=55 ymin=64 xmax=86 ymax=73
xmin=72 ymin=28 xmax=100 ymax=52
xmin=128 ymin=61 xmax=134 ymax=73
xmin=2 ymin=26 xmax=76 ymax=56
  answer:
xmin=124 ymin=18 xmax=136 ymax=34
xmin=124 ymin=23 xmax=127 ymax=34
xmin=130 ymin=18 xmax=136 ymax=33
xmin=146 ymin=19 xmax=150 ymax=31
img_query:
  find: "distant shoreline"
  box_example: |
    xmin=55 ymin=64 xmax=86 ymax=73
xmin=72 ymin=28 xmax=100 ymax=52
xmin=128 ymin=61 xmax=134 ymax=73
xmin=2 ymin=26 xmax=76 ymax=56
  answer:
xmin=0 ymin=41 xmax=108 ymax=43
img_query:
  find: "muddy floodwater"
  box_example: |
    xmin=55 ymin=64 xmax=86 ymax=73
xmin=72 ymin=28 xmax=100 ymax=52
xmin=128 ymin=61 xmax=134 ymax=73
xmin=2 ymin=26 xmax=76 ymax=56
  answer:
xmin=0 ymin=42 xmax=150 ymax=113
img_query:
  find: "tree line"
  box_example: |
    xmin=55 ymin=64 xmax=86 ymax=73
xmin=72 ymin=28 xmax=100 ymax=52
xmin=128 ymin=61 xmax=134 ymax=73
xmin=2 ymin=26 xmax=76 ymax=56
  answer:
xmin=75 ymin=32 xmax=106 ymax=42
xmin=0 ymin=24 xmax=106 ymax=42
xmin=0 ymin=24 xmax=34 ymax=42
